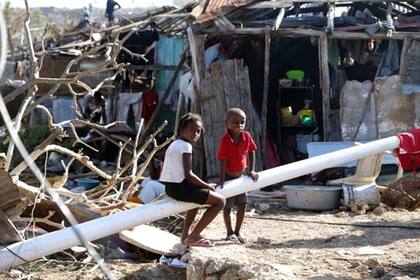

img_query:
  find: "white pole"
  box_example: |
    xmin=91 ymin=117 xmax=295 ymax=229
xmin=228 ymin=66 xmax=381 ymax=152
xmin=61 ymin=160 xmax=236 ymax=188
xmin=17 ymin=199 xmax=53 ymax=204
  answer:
xmin=0 ymin=135 xmax=401 ymax=270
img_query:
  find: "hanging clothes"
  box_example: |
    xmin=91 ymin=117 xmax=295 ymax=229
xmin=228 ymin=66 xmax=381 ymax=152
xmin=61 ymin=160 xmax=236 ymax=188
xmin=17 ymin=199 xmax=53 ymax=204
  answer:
xmin=328 ymin=39 xmax=340 ymax=70
xmin=116 ymin=92 xmax=142 ymax=123
xmin=179 ymin=71 xmax=196 ymax=108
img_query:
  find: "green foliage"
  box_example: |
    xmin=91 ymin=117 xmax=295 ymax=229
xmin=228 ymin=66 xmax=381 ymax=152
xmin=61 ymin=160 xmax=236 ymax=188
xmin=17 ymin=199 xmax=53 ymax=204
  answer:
xmin=20 ymin=124 xmax=51 ymax=152
xmin=0 ymin=124 xmax=51 ymax=166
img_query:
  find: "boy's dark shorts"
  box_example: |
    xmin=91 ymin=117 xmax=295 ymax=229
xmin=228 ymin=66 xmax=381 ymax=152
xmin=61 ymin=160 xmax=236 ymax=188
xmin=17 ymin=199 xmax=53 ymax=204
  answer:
xmin=224 ymin=174 xmax=247 ymax=209
xmin=164 ymin=179 xmax=209 ymax=205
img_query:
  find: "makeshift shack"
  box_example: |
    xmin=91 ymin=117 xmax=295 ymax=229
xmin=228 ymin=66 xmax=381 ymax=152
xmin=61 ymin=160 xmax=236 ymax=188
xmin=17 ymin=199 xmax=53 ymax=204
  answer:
xmin=184 ymin=0 xmax=420 ymax=178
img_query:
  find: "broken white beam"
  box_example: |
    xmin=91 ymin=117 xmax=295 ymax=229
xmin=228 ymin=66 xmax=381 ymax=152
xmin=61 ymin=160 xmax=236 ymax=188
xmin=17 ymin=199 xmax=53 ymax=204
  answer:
xmin=274 ymin=8 xmax=285 ymax=31
xmin=0 ymin=135 xmax=401 ymax=270
xmin=327 ymin=3 xmax=335 ymax=32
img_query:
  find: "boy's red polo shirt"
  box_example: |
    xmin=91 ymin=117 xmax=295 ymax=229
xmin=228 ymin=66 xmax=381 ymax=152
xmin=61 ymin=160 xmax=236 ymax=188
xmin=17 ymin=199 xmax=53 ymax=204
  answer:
xmin=217 ymin=131 xmax=257 ymax=173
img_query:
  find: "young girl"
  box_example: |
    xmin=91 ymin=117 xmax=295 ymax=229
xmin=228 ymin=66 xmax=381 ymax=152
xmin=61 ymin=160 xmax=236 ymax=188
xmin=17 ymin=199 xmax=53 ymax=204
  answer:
xmin=160 ymin=113 xmax=225 ymax=247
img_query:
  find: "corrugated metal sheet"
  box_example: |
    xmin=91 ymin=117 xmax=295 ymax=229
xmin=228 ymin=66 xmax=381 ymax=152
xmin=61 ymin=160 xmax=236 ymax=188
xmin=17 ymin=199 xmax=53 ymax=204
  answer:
xmin=156 ymin=36 xmax=186 ymax=104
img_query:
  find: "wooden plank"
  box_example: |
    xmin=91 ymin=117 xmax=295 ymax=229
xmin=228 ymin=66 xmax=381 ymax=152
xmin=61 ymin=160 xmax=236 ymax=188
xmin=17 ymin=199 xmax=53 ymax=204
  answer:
xmin=199 ymin=59 xmax=262 ymax=178
xmin=0 ymin=170 xmax=25 ymax=218
xmin=261 ymin=29 xmax=271 ymax=168
xmin=0 ymin=210 xmax=22 ymax=245
xmin=119 ymin=224 xmax=185 ymax=256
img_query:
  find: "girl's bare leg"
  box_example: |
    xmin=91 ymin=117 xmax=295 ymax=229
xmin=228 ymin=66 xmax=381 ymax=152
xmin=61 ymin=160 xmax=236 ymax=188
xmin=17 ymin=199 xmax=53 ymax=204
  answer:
xmin=186 ymin=192 xmax=225 ymax=242
xmin=181 ymin=208 xmax=198 ymax=244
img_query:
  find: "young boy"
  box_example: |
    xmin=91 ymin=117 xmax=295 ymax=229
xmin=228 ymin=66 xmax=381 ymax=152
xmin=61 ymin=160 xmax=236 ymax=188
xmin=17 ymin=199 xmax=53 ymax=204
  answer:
xmin=216 ymin=108 xmax=259 ymax=243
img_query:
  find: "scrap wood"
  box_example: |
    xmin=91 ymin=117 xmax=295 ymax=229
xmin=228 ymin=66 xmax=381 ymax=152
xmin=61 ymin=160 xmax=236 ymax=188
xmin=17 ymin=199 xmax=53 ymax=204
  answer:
xmin=382 ymin=175 xmax=420 ymax=210
xmin=0 ymin=169 xmax=26 ymax=218
xmin=119 ymin=224 xmax=185 ymax=256
xmin=14 ymin=178 xmax=89 ymax=204
xmin=17 ymin=200 xmax=102 ymax=232
xmin=19 ymin=200 xmax=70 ymax=232
xmin=13 ymin=210 xmax=65 ymax=230
xmin=0 ymin=210 xmax=23 ymax=245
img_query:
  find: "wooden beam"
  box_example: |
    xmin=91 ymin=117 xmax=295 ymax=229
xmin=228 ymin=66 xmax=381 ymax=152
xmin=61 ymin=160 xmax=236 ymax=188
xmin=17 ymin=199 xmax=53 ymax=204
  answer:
xmin=153 ymin=13 xmax=191 ymax=18
xmin=274 ymin=8 xmax=286 ymax=31
xmin=319 ymin=34 xmax=332 ymax=141
xmin=245 ymin=1 xmax=292 ymax=9
xmin=327 ymin=3 xmax=335 ymax=32
xmin=200 ymin=27 xmax=420 ymax=40
xmin=261 ymin=28 xmax=271 ymax=168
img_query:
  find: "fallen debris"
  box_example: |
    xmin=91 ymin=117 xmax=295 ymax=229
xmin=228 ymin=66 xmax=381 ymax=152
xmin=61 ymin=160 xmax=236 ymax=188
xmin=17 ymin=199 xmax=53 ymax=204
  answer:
xmin=119 ymin=224 xmax=186 ymax=256
xmin=382 ymin=175 xmax=420 ymax=210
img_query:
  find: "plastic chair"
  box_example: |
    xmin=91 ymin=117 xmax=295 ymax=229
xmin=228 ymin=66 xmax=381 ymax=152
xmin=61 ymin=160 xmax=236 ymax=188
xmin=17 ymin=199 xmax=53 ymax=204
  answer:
xmin=327 ymin=152 xmax=385 ymax=186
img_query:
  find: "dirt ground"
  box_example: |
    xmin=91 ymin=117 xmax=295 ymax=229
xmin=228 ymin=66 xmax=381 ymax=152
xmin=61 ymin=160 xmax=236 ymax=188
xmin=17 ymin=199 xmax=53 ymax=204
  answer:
xmin=1 ymin=197 xmax=420 ymax=280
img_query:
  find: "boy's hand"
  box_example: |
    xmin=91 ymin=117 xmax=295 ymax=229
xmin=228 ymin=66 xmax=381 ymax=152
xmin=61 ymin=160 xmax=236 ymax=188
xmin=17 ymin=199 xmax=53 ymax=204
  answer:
xmin=216 ymin=181 xmax=224 ymax=189
xmin=248 ymin=171 xmax=259 ymax=182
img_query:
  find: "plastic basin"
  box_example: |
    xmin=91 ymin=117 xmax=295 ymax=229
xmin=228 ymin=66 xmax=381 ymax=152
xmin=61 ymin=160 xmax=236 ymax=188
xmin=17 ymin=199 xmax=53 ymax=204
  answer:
xmin=284 ymin=185 xmax=342 ymax=211
xmin=286 ymin=70 xmax=305 ymax=80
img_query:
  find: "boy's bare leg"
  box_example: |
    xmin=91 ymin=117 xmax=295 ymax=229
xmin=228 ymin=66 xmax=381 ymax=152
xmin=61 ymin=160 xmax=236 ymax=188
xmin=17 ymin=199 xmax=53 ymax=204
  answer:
xmin=185 ymin=192 xmax=225 ymax=243
xmin=234 ymin=203 xmax=246 ymax=235
xmin=182 ymin=208 xmax=198 ymax=244
xmin=223 ymin=208 xmax=234 ymax=235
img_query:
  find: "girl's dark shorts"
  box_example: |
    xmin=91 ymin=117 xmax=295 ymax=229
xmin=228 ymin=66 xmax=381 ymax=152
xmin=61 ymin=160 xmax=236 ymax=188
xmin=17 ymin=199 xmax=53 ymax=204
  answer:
xmin=164 ymin=179 xmax=209 ymax=205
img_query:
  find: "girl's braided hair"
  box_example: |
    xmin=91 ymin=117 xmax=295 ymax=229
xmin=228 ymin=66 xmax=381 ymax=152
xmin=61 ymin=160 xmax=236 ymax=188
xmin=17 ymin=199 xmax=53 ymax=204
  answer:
xmin=176 ymin=112 xmax=204 ymax=137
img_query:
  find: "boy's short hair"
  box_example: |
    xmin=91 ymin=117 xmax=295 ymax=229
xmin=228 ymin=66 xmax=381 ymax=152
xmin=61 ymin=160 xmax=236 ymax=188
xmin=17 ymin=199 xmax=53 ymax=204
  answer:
xmin=225 ymin=107 xmax=246 ymax=121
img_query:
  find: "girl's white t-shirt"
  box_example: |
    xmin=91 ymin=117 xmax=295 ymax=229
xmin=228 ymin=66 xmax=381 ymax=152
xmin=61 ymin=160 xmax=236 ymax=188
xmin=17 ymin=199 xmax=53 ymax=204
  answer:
xmin=159 ymin=139 xmax=192 ymax=183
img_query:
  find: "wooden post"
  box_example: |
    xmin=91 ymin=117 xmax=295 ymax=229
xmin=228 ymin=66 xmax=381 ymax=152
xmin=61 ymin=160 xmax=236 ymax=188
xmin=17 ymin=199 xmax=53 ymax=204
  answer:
xmin=327 ymin=3 xmax=335 ymax=32
xmin=187 ymin=30 xmax=206 ymax=177
xmin=261 ymin=28 xmax=271 ymax=168
xmin=319 ymin=34 xmax=332 ymax=141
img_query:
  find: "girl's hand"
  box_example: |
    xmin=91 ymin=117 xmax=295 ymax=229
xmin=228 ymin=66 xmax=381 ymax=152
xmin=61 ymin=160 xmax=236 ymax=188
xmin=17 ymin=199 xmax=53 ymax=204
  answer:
xmin=208 ymin=183 xmax=216 ymax=191
xmin=216 ymin=181 xmax=224 ymax=189
xmin=248 ymin=171 xmax=259 ymax=182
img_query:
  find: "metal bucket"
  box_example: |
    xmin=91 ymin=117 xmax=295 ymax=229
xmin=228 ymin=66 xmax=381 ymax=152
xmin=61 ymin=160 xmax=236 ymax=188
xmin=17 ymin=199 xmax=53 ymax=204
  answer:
xmin=342 ymin=183 xmax=380 ymax=206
